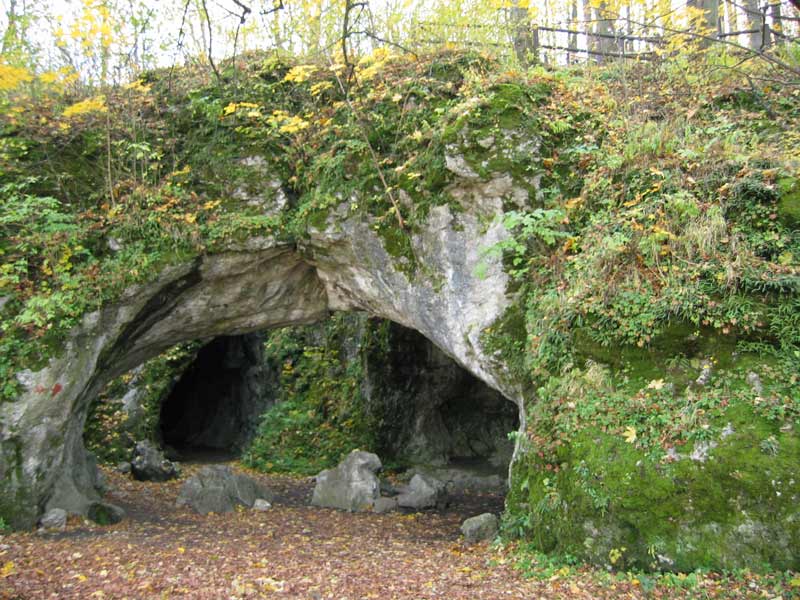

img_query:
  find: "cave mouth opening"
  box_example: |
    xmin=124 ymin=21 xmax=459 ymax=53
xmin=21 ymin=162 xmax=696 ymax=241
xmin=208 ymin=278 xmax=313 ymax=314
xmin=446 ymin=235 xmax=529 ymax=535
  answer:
xmin=158 ymin=333 xmax=273 ymax=462
xmin=366 ymin=319 xmax=520 ymax=493
xmin=156 ymin=314 xmax=520 ymax=480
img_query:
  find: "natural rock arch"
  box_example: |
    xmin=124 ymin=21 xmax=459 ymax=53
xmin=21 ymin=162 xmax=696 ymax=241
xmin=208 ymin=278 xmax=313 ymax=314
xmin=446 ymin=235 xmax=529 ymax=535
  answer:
xmin=1 ymin=201 xmax=522 ymax=528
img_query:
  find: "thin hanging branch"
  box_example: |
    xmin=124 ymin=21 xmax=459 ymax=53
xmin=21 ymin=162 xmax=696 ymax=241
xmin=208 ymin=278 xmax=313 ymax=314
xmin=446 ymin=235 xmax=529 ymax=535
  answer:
xmin=200 ymin=0 xmax=222 ymax=81
xmin=341 ymin=0 xmax=369 ymax=87
xmin=168 ymin=0 xmax=192 ymax=92
xmin=229 ymin=0 xmax=252 ymax=86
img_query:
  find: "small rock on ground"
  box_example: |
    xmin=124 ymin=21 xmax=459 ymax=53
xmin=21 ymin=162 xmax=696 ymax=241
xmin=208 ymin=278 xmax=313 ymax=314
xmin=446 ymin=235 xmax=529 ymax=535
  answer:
xmin=461 ymin=513 xmax=499 ymax=543
xmin=39 ymin=508 xmax=67 ymax=531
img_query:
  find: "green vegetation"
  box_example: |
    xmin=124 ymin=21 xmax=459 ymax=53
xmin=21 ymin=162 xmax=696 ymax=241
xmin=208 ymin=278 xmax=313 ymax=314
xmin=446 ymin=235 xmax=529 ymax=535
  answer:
xmin=508 ymin=543 xmax=800 ymax=597
xmin=84 ymin=342 xmax=200 ymax=464
xmin=0 ymin=51 xmax=559 ymax=401
xmin=482 ymin=60 xmax=800 ymax=570
xmin=242 ymin=314 xmax=379 ymax=475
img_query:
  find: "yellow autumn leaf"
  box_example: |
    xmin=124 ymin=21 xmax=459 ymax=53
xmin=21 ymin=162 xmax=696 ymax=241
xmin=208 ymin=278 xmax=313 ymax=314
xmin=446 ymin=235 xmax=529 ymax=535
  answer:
xmin=1 ymin=561 xmax=15 ymax=578
xmin=39 ymin=71 xmax=60 ymax=85
xmin=0 ymin=63 xmax=33 ymax=91
xmin=124 ymin=80 xmax=151 ymax=94
xmin=284 ymin=65 xmax=317 ymax=83
xmin=63 ymin=96 xmax=107 ymax=118
xmin=223 ymin=102 xmax=238 ymax=116
xmin=623 ymin=426 xmax=637 ymax=444
xmin=310 ymin=81 xmax=333 ymax=96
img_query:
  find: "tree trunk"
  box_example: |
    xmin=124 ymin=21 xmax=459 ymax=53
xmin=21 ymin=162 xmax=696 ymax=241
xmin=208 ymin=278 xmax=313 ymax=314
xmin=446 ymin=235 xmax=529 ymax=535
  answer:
xmin=568 ymin=0 xmax=578 ymax=63
xmin=724 ymin=0 xmax=738 ymax=35
xmin=1 ymin=0 xmax=19 ymax=55
xmin=744 ymin=0 xmax=764 ymax=49
xmin=596 ymin=2 xmax=616 ymax=62
xmin=769 ymin=2 xmax=782 ymax=45
xmin=584 ymin=0 xmax=596 ymax=61
xmin=688 ymin=0 xmax=719 ymax=44
xmin=510 ymin=1 xmax=536 ymax=66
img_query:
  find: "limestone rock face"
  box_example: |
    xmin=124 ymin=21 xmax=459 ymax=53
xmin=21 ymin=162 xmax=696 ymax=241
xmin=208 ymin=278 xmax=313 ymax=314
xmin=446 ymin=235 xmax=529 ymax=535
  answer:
xmin=176 ymin=465 xmax=272 ymax=514
xmin=311 ymin=450 xmax=382 ymax=512
xmin=373 ymin=497 xmax=399 ymax=514
xmin=461 ymin=513 xmax=499 ymax=543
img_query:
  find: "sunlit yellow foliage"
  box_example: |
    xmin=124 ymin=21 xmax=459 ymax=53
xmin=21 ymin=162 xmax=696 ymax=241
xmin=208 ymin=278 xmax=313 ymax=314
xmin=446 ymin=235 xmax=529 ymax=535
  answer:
xmin=284 ymin=65 xmax=317 ymax=83
xmin=124 ymin=80 xmax=151 ymax=94
xmin=70 ymin=0 xmax=114 ymax=50
xmin=310 ymin=81 xmax=333 ymax=96
xmin=0 ymin=63 xmax=33 ymax=91
xmin=223 ymin=101 xmax=261 ymax=116
xmin=39 ymin=72 xmax=60 ymax=85
xmin=268 ymin=110 xmax=310 ymax=134
xmin=37 ymin=67 xmax=79 ymax=88
xmin=63 ymin=95 xmax=108 ymax=118
xmin=356 ymin=49 xmax=397 ymax=82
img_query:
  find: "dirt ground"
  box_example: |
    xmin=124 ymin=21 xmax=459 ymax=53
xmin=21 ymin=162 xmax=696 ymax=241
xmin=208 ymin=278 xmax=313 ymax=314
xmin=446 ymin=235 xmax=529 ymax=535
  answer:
xmin=0 ymin=464 xmax=787 ymax=599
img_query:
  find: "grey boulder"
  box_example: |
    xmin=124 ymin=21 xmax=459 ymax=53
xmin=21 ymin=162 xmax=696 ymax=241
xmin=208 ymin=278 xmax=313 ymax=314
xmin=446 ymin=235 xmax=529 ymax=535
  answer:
xmin=461 ymin=513 xmax=499 ymax=543
xmin=311 ymin=450 xmax=381 ymax=512
xmin=176 ymin=465 xmax=272 ymax=514
xmin=397 ymin=473 xmax=448 ymax=510
xmin=39 ymin=508 xmax=67 ymax=531
xmin=131 ymin=440 xmax=180 ymax=482
xmin=373 ymin=497 xmax=399 ymax=514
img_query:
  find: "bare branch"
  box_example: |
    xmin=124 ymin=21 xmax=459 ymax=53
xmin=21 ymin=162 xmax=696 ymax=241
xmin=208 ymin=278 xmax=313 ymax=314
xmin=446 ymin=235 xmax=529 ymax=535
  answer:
xmin=200 ymin=0 xmax=222 ymax=82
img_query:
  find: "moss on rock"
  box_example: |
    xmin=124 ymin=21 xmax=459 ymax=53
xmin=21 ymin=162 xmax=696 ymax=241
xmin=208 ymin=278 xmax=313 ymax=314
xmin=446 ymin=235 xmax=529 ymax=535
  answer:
xmin=507 ymin=405 xmax=800 ymax=571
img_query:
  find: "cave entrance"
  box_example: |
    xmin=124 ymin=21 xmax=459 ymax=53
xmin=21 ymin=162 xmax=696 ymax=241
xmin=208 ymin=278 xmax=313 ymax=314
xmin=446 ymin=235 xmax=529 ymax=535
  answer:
xmin=366 ymin=320 xmax=520 ymax=488
xmin=153 ymin=314 xmax=519 ymax=488
xmin=158 ymin=333 xmax=274 ymax=462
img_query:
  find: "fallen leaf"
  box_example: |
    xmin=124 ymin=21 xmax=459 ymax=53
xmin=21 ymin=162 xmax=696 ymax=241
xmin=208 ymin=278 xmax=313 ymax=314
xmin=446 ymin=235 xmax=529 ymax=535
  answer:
xmin=623 ymin=426 xmax=637 ymax=444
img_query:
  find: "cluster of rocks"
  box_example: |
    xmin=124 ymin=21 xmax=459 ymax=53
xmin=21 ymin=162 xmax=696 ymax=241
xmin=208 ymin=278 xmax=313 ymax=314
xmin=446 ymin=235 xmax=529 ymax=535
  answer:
xmin=176 ymin=465 xmax=272 ymax=514
xmin=38 ymin=500 xmax=126 ymax=531
xmin=311 ymin=450 xmax=498 ymax=542
xmin=311 ymin=450 xmax=450 ymax=514
xmin=40 ymin=446 xmax=498 ymax=544
xmin=116 ymin=440 xmax=181 ymax=482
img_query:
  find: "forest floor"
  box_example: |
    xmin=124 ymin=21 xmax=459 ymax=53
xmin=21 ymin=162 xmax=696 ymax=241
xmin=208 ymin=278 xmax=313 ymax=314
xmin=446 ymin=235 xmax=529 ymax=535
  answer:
xmin=0 ymin=464 xmax=794 ymax=599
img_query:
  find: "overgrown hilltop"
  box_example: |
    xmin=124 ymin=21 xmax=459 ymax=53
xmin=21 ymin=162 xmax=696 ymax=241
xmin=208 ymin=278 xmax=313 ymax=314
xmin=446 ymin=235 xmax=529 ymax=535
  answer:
xmin=0 ymin=49 xmax=582 ymax=398
xmin=2 ymin=49 xmax=800 ymax=570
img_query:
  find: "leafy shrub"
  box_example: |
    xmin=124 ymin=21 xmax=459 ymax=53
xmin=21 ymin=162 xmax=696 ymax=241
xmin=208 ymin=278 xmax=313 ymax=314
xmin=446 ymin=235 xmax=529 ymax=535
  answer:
xmin=243 ymin=315 xmax=378 ymax=475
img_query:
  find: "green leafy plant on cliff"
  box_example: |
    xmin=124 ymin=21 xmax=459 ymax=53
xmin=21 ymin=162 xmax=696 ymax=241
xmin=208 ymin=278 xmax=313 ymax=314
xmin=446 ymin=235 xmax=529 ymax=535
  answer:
xmin=243 ymin=315 xmax=378 ymax=475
